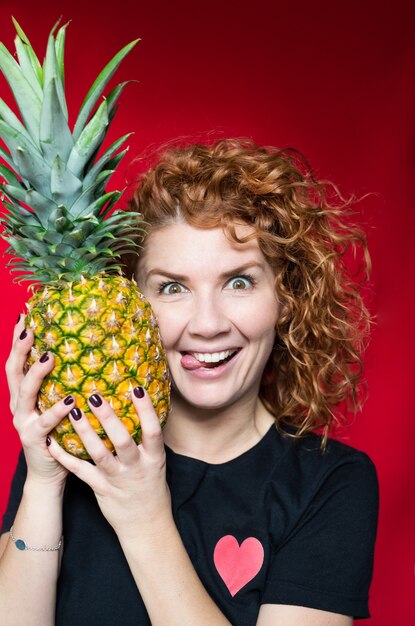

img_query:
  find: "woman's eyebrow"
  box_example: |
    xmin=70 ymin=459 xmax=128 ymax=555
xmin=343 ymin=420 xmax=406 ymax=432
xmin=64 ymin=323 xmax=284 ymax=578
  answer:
xmin=145 ymin=269 xmax=187 ymax=283
xmin=146 ymin=261 xmax=264 ymax=283
xmin=220 ymin=261 xmax=264 ymax=279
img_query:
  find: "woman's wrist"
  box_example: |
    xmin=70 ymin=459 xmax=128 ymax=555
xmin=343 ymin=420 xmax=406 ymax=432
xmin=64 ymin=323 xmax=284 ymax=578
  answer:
xmin=116 ymin=510 xmax=177 ymax=547
xmin=7 ymin=476 xmax=65 ymax=556
xmin=24 ymin=475 xmax=66 ymax=499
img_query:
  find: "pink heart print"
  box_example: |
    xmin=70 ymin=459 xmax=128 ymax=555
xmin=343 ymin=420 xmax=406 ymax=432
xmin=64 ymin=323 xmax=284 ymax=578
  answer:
xmin=213 ymin=535 xmax=265 ymax=597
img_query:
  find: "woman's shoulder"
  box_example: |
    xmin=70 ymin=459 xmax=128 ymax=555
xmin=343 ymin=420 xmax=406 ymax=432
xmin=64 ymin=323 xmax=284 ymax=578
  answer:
xmin=270 ymin=422 xmax=379 ymax=500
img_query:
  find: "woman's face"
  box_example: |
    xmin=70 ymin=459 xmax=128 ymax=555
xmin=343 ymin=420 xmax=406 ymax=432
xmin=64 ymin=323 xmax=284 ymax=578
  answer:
xmin=137 ymin=221 xmax=280 ymax=411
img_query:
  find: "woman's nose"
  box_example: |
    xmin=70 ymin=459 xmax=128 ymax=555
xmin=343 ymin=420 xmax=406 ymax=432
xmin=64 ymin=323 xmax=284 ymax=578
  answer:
xmin=186 ymin=292 xmax=232 ymax=338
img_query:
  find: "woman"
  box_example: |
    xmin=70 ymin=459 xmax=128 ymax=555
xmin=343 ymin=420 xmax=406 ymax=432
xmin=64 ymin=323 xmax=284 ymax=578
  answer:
xmin=0 ymin=138 xmax=379 ymax=625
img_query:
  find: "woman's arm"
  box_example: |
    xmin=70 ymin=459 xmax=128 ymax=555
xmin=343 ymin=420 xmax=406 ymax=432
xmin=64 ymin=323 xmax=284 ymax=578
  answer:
xmin=0 ymin=317 xmax=70 ymax=626
xmin=257 ymin=604 xmax=352 ymax=625
xmin=0 ymin=479 xmax=65 ymax=626
xmin=47 ymin=387 xmax=234 ymax=626
xmin=118 ymin=517 xmax=232 ymax=625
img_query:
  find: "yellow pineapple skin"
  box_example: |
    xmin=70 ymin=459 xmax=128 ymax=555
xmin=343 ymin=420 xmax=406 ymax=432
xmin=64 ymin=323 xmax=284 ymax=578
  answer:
xmin=25 ymin=275 xmax=171 ymax=460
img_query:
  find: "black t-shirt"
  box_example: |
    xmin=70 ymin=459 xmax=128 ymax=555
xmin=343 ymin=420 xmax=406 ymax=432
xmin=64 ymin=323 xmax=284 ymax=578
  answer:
xmin=1 ymin=423 xmax=379 ymax=625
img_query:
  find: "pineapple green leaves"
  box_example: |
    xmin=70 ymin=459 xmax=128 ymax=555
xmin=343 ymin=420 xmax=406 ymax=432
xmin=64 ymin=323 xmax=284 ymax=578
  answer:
xmin=0 ymin=18 xmax=143 ymax=283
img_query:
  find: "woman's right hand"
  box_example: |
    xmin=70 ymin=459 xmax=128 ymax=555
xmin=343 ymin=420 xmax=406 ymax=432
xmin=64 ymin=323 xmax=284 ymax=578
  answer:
xmin=5 ymin=315 xmax=70 ymax=488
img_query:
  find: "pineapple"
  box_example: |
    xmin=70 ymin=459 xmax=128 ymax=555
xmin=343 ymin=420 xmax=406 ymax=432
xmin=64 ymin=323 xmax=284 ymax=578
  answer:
xmin=0 ymin=19 xmax=170 ymax=459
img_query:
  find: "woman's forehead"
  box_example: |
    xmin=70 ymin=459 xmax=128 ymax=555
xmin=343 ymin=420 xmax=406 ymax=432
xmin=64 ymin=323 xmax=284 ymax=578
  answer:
xmin=147 ymin=222 xmax=258 ymax=254
xmin=137 ymin=222 xmax=266 ymax=277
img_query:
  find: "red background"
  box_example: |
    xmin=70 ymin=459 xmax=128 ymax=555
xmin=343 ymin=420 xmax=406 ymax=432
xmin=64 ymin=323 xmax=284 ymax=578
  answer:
xmin=0 ymin=1 xmax=413 ymax=623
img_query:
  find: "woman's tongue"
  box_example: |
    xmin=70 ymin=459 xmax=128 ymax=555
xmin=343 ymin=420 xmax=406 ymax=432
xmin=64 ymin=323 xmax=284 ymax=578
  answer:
xmin=181 ymin=353 xmax=203 ymax=370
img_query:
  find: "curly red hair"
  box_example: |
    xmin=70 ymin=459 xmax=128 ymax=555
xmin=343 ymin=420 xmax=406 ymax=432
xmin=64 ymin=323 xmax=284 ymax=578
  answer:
xmin=122 ymin=137 xmax=372 ymax=451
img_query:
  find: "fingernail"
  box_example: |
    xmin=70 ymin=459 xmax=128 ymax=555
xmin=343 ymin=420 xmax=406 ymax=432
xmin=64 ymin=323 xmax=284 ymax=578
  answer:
xmin=70 ymin=407 xmax=82 ymax=420
xmin=133 ymin=386 xmax=145 ymax=399
xmin=16 ymin=314 xmax=21 ymax=324
xmin=89 ymin=394 xmax=102 ymax=407
xmin=39 ymin=352 xmax=49 ymax=363
xmin=63 ymin=395 xmax=74 ymax=405
xmin=19 ymin=329 xmax=27 ymax=340
xmin=46 ymin=436 xmax=51 ymax=446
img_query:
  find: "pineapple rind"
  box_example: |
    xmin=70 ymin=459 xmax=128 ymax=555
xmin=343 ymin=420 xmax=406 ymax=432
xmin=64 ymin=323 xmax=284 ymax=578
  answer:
xmin=27 ymin=275 xmax=171 ymax=460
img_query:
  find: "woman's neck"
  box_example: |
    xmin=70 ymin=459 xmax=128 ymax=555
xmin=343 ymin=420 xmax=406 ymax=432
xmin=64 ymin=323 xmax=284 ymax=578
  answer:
xmin=162 ymin=392 xmax=275 ymax=463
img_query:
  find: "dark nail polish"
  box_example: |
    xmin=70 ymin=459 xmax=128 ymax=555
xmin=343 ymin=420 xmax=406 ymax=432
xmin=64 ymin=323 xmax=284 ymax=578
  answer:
xmin=39 ymin=352 xmax=49 ymax=363
xmin=89 ymin=394 xmax=102 ymax=407
xmin=133 ymin=386 xmax=145 ymax=399
xmin=46 ymin=436 xmax=51 ymax=446
xmin=19 ymin=329 xmax=27 ymax=340
xmin=16 ymin=314 xmax=21 ymax=324
xmin=64 ymin=395 xmax=74 ymax=405
xmin=70 ymin=407 xmax=82 ymax=420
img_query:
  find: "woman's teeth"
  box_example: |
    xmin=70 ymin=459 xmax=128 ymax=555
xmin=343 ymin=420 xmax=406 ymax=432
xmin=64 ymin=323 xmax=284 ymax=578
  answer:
xmin=191 ymin=350 xmax=236 ymax=363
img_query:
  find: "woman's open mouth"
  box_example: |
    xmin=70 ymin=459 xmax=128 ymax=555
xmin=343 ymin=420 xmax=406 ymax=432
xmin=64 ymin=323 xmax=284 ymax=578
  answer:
xmin=180 ymin=349 xmax=241 ymax=370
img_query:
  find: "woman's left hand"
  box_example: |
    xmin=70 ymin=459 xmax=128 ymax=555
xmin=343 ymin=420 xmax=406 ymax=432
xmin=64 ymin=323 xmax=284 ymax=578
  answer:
xmin=47 ymin=386 xmax=172 ymax=539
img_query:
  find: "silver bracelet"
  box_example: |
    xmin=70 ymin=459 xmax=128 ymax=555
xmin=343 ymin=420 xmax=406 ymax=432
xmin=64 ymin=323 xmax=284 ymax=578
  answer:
xmin=9 ymin=525 xmax=63 ymax=552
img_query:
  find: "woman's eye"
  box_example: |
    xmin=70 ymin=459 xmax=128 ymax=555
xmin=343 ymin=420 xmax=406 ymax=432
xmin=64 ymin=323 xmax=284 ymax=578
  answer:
xmin=159 ymin=282 xmax=186 ymax=295
xmin=226 ymin=276 xmax=253 ymax=290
